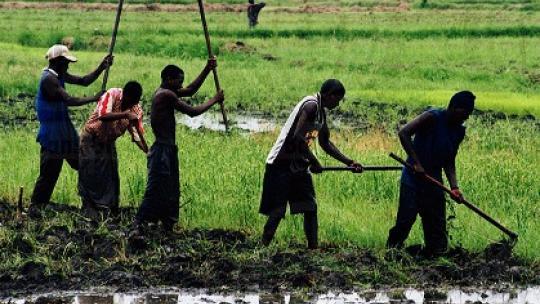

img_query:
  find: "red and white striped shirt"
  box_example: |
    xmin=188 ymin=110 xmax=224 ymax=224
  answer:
xmin=83 ymin=88 xmax=144 ymax=143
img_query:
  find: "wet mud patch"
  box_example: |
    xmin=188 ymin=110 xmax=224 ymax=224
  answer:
xmin=0 ymin=201 xmax=539 ymax=297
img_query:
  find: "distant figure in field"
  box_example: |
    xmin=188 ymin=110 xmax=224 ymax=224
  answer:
xmin=78 ymin=81 xmax=148 ymax=220
xmin=29 ymin=44 xmax=112 ymax=215
xmin=132 ymin=58 xmax=224 ymax=233
xmin=247 ymin=0 xmax=266 ymax=28
xmin=259 ymin=79 xmax=363 ymax=249
xmin=387 ymin=91 xmax=476 ymax=257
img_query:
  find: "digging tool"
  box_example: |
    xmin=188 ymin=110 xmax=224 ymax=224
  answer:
xmin=16 ymin=186 xmax=23 ymax=220
xmin=322 ymin=166 xmax=402 ymax=173
xmin=389 ymin=152 xmax=518 ymax=241
xmin=101 ymin=0 xmax=124 ymax=92
xmin=101 ymin=0 xmax=147 ymax=152
xmin=197 ymin=0 xmax=230 ymax=132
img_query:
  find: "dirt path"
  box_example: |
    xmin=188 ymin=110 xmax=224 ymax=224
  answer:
xmin=0 ymin=1 xmax=410 ymax=14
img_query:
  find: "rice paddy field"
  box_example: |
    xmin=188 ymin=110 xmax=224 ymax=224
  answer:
xmin=0 ymin=0 xmax=539 ymax=281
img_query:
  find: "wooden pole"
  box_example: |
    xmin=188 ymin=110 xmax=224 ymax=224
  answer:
xmin=197 ymin=0 xmax=230 ymax=132
xmin=16 ymin=186 xmax=23 ymax=220
xmin=321 ymin=166 xmax=402 ymax=172
xmin=101 ymin=0 xmax=125 ymax=91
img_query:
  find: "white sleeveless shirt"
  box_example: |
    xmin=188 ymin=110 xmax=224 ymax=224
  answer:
xmin=266 ymin=94 xmax=325 ymax=165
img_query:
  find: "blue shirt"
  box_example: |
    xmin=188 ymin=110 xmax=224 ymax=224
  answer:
xmin=401 ymin=109 xmax=465 ymax=190
xmin=36 ymin=69 xmax=79 ymax=154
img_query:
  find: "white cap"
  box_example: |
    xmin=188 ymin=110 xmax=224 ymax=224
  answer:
xmin=45 ymin=44 xmax=77 ymax=62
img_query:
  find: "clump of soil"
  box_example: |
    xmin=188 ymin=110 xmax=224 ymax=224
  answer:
xmin=222 ymin=41 xmax=256 ymax=54
xmin=61 ymin=37 xmax=75 ymax=50
xmin=221 ymin=41 xmax=278 ymax=61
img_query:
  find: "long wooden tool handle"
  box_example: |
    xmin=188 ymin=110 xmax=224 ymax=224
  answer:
xmin=197 ymin=0 xmax=230 ymax=132
xmin=322 ymin=166 xmax=402 ymax=172
xmin=101 ymin=0 xmax=125 ymax=91
xmin=389 ymin=152 xmax=518 ymax=240
xmin=17 ymin=186 xmax=23 ymax=216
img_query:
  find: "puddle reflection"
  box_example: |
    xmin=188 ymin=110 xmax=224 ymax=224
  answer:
xmin=5 ymin=287 xmax=540 ymax=304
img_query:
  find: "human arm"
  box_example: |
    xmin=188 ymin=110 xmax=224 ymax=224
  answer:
xmin=444 ymin=147 xmax=463 ymax=201
xmin=318 ymin=123 xmax=363 ymax=172
xmin=98 ymin=110 xmax=137 ymax=122
xmin=128 ymin=124 xmax=149 ymax=153
xmin=64 ymin=55 xmax=113 ymax=86
xmin=177 ymin=57 xmax=217 ymax=97
xmin=397 ymin=111 xmax=436 ymax=174
xmin=173 ymin=90 xmax=224 ymax=117
xmin=42 ymin=75 xmax=102 ymax=107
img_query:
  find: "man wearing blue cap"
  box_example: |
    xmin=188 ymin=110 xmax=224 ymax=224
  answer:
xmin=387 ymin=91 xmax=476 ymax=257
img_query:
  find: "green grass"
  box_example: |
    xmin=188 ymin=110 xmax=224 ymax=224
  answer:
xmin=0 ymin=117 xmax=538 ymax=261
xmin=0 ymin=9 xmax=539 ymax=116
xmin=10 ymin=0 xmax=540 ymax=11
xmin=4 ymin=0 xmax=408 ymax=7
xmin=0 ymin=1 xmax=538 ymax=265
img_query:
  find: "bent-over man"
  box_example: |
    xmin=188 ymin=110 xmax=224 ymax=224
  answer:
xmin=260 ymin=79 xmax=363 ymax=249
xmin=387 ymin=91 xmax=476 ymax=257
xmin=79 ymin=81 xmax=148 ymax=219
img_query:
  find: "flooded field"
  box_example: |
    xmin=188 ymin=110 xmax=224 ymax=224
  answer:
xmin=3 ymin=287 xmax=540 ymax=304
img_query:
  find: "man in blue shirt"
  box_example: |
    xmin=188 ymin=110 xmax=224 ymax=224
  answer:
xmin=30 ymin=45 xmax=112 ymax=214
xmin=387 ymin=91 xmax=475 ymax=257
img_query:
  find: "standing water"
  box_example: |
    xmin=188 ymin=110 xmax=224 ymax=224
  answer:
xmin=176 ymin=112 xmax=369 ymax=133
xmin=4 ymin=287 xmax=540 ymax=304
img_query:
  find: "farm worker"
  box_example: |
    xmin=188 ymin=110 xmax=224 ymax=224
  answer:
xmin=387 ymin=91 xmax=476 ymax=257
xmin=132 ymin=58 xmax=224 ymax=233
xmin=78 ymin=81 xmax=148 ymax=220
xmin=259 ymin=79 xmax=363 ymax=249
xmin=29 ymin=44 xmax=113 ymax=215
xmin=247 ymin=0 xmax=266 ymax=28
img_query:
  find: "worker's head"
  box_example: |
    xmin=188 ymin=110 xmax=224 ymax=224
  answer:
xmin=447 ymin=90 xmax=475 ymax=125
xmin=320 ymin=79 xmax=345 ymax=110
xmin=161 ymin=65 xmax=185 ymax=92
xmin=248 ymin=0 xmax=255 ymax=4
xmin=46 ymin=45 xmax=77 ymax=76
xmin=121 ymin=81 xmax=143 ymax=109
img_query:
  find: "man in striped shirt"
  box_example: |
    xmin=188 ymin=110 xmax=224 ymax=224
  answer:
xmin=259 ymin=79 xmax=363 ymax=249
xmin=78 ymin=81 xmax=148 ymax=219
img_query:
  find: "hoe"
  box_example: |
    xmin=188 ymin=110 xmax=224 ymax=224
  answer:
xmin=389 ymin=152 xmax=518 ymax=244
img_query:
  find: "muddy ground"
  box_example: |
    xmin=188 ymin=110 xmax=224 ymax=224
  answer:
xmin=0 ymin=1 xmax=409 ymax=14
xmin=0 ymin=200 xmax=539 ymax=298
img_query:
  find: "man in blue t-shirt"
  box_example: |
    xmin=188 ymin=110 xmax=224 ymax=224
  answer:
xmin=387 ymin=91 xmax=476 ymax=257
xmin=30 ymin=45 xmax=112 ymax=214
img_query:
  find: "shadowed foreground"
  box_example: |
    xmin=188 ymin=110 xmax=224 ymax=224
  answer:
xmin=1 ymin=201 xmax=538 ymax=298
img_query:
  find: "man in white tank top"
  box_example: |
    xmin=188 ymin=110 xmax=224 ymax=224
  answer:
xmin=259 ymin=79 xmax=363 ymax=249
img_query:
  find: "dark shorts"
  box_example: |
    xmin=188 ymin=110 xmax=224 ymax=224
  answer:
xmin=259 ymin=163 xmax=317 ymax=218
xmin=136 ymin=142 xmax=180 ymax=227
